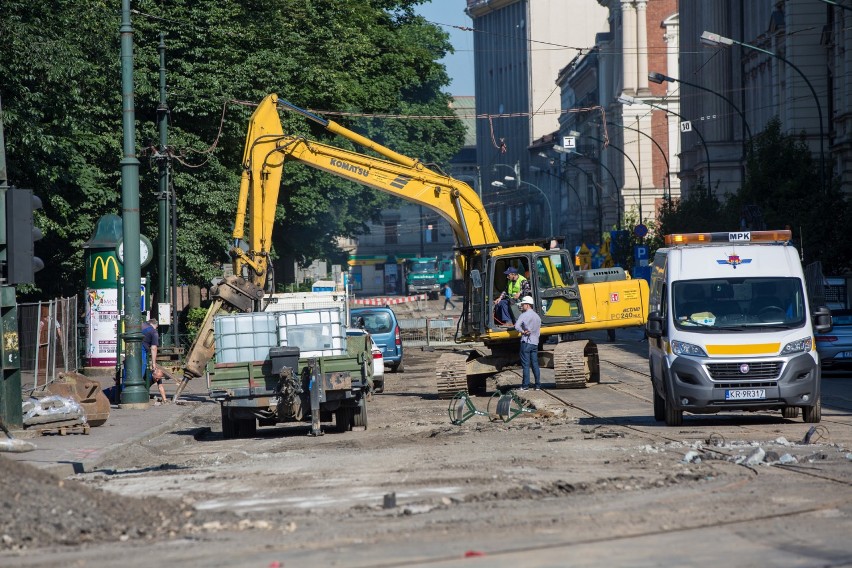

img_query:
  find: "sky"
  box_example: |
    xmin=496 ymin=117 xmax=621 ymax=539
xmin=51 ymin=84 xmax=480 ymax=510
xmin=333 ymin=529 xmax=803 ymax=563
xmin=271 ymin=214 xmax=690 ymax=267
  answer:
xmin=414 ymin=1 xmax=476 ymax=96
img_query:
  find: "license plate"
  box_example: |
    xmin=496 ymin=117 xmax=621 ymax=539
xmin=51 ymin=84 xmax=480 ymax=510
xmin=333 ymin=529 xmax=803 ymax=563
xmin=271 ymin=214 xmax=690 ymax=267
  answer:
xmin=725 ymin=389 xmax=766 ymax=400
xmin=838 ymin=351 xmax=852 ymax=359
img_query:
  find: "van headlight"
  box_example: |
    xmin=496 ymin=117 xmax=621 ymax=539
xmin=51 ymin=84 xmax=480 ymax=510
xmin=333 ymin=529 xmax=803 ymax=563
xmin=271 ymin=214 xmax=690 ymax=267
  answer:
xmin=671 ymin=340 xmax=707 ymax=357
xmin=781 ymin=337 xmax=812 ymax=355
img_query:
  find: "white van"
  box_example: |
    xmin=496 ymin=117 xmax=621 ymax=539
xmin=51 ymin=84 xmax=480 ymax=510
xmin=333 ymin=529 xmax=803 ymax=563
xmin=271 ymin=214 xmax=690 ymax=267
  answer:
xmin=646 ymin=230 xmax=832 ymax=426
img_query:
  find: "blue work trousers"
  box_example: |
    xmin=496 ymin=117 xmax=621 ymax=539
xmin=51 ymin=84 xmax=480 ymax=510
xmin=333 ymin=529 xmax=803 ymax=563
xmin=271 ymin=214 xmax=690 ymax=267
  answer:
xmin=494 ymin=298 xmax=513 ymax=324
xmin=519 ymin=342 xmax=540 ymax=388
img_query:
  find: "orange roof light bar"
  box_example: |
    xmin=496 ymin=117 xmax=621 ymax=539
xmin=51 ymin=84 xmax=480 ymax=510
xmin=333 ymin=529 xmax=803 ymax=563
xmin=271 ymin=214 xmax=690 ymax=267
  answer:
xmin=664 ymin=230 xmax=792 ymax=246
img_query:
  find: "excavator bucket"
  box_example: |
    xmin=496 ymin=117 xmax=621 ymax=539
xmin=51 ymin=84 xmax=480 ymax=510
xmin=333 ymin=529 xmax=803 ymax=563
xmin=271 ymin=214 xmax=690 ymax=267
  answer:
xmin=45 ymin=372 xmax=110 ymax=427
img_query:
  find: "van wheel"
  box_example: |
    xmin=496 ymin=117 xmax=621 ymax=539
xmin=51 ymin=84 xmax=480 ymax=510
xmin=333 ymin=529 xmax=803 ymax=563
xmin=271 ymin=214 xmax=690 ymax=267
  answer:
xmin=653 ymin=386 xmax=665 ymax=422
xmin=391 ymin=358 xmax=404 ymax=373
xmin=802 ymin=397 xmax=821 ymax=423
xmin=664 ymin=392 xmax=683 ymax=427
xmin=782 ymin=407 xmax=800 ymax=419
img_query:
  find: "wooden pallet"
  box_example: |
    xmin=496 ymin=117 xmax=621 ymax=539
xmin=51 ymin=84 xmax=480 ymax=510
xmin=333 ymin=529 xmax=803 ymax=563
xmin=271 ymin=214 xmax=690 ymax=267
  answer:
xmin=35 ymin=422 xmax=91 ymax=436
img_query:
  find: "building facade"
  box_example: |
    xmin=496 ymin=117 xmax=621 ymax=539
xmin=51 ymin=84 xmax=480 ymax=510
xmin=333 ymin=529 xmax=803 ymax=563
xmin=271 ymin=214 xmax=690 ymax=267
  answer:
xmin=466 ymin=0 xmax=609 ymax=240
xmin=678 ymin=1 xmax=845 ymax=198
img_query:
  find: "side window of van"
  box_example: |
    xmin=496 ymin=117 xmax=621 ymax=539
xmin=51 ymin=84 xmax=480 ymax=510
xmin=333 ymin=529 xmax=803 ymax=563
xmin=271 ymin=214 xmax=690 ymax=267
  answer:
xmin=649 ymin=252 xmax=667 ymax=314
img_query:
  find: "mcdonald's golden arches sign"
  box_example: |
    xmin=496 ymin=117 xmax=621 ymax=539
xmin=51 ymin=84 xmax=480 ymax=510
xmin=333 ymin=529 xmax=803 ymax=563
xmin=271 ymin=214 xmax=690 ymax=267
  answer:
xmin=86 ymin=251 xmax=122 ymax=287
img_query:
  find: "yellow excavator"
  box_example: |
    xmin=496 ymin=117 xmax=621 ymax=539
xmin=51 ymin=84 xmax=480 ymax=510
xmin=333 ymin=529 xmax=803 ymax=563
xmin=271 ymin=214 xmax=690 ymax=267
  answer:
xmin=176 ymin=93 xmax=649 ymax=399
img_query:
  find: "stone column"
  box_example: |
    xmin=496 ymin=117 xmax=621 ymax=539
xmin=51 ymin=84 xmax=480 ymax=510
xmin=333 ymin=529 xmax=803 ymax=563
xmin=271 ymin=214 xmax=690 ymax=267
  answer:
xmin=621 ymin=0 xmax=637 ymax=95
xmin=636 ymin=0 xmax=650 ymax=95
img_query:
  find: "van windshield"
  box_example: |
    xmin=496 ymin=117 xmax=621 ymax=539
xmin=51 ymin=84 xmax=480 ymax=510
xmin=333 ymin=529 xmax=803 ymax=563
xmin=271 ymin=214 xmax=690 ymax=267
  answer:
xmin=672 ymin=277 xmax=806 ymax=330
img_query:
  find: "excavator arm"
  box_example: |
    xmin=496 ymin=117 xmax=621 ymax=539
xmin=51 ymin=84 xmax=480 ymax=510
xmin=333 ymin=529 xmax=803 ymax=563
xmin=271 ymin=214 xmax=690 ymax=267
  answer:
xmin=233 ymin=94 xmax=499 ymax=288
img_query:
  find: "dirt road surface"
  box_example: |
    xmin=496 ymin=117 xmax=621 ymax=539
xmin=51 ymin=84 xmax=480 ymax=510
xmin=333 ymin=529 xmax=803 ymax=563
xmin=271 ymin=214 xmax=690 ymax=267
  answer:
xmin=3 ymin=328 xmax=852 ymax=567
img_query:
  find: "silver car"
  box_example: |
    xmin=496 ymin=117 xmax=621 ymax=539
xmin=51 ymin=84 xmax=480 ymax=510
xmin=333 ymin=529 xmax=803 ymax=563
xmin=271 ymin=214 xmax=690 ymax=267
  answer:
xmin=816 ymin=309 xmax=852 ymax=371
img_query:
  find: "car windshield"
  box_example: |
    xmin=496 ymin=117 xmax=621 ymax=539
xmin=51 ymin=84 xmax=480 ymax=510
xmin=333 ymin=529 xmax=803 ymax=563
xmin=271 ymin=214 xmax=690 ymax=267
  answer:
xmin=351 ymin=312 xmax=393 ymax=334
xmin=672 ymin=277 xmax=806 ymax=330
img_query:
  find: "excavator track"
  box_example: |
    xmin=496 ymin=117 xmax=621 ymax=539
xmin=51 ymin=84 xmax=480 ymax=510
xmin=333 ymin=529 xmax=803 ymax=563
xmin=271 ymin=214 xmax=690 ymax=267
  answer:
xmin=436 ymin=352 xmax=471 ymax=398
xmin=552 ymin=340 xmax=599 ymax=388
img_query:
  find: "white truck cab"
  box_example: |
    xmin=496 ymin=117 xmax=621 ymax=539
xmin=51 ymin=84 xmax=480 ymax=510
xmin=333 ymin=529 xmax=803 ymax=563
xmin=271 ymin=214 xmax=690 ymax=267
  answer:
xmin=646 ymin=230 xmax=832 ymax=426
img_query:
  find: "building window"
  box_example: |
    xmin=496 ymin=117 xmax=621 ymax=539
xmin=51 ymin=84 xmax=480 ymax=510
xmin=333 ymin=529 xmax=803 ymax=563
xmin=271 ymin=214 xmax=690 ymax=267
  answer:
xmin=425 ymin=217 xmax=439 ymax=243
xmin=384 ymin=221 xmax=398 ymax=244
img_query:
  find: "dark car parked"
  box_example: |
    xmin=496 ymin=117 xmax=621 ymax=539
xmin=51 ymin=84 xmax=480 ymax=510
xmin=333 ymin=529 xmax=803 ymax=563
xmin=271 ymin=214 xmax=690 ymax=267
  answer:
xmin=350 ymin=307 xmax=404 ymax=372
xmin=816 ymin=309 xmax=852 ymax=370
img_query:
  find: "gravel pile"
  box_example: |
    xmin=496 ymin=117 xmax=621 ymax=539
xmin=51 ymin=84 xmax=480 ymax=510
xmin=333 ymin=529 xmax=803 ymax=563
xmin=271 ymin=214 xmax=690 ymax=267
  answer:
xmin=0 ymin=456 xmax=223 ymax=551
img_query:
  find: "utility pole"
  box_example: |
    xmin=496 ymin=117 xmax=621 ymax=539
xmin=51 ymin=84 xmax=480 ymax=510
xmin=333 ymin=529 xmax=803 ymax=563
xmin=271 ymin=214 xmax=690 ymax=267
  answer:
xmin=0 ymin=97 xmax=22 ymax=429
xmin=155 ymin=32 xmax=173 ymax=347
xmin=118 ymin=0 xmax=148 ymax=407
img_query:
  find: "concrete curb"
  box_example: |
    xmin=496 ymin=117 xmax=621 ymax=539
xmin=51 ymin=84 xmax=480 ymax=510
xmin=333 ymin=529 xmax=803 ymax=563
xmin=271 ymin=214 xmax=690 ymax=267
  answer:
xmin=80 ymin=402 xmax=208 ymax=473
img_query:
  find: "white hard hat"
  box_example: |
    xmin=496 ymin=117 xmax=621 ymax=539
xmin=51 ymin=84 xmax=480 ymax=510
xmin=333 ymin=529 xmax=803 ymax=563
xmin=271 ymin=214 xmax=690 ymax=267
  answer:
xmin=520 ymin=296 xmax=535 ymax=306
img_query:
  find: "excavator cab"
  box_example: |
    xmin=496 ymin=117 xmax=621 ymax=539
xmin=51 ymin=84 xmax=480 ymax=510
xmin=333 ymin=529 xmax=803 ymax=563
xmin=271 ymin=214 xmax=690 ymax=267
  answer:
xmin=460 ymin=244 xmax=584 ymax=339
xmin=530 ymin=250 xmax=584 ymax=324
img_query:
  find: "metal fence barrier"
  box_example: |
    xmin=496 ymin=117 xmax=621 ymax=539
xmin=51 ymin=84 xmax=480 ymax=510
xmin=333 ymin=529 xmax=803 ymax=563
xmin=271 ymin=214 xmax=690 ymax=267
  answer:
xmin=18 ymin=297 xmax=79 ymax=389
xmin=398 ymin=317 xmax=457 ymax=347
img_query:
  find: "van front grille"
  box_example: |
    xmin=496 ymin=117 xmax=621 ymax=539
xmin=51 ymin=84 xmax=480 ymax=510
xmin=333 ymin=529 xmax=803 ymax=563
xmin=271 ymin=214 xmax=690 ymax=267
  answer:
xmin=706 ymin=361 xmax=782 ymax=381
xmin=713 ymin=382 xmax=778 ymax=389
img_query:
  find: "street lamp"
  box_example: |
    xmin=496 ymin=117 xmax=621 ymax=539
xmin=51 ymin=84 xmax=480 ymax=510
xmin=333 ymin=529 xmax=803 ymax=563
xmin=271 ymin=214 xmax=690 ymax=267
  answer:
xmin=582 ymin=133 xmax=642 ymax=221
xmin=491 ymin=180 xmax=553 ymax=237
xmin=552 ymin=145 xmax=622 ymax=230
xmin=605 ymin=120 xmax=671 ymax=199
xmin=648 ymin=71 xmax=754 ymax=155
xmin=700 ymin=30 xmax=825 ymax=194
xmin=533 ymin=159 xmax=586 ymax=241
xmin=818 ymin=0 xmax=852 ymax=11
xmin=619 ymin=93 xmax=712 ymax=190
xmin=492 ymin=163 xmax=520 ymax=186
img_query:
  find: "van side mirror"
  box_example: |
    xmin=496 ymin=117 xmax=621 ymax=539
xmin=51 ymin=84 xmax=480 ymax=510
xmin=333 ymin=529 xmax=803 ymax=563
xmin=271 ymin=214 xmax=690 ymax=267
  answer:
xmin=646 ymin=310 xmax=664 ymax=339
xmin=812 ymin=305 xmax=832 ymax=334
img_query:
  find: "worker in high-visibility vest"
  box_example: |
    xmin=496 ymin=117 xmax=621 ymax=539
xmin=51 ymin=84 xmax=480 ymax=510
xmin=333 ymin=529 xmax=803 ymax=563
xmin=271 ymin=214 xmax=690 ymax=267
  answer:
xmin=601 ymin=235 xmax=614 ymax=268
xmin=493 ymin=266 xmax=530 ymax=326
xmin=577 ymin=243 xmax=592 ymax=270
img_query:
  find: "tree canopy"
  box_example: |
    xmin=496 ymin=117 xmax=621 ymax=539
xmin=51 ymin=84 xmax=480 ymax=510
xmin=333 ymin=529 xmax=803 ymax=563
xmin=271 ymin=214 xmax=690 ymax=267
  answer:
xmin=0 ymin=0 xmax=465 ymax=298
xmin=654 ymin=117 xmax=851 ymax=274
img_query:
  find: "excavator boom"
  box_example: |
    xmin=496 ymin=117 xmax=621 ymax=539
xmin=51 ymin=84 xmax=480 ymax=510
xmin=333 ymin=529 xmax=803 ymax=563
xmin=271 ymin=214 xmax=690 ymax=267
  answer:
xmin=235 ymin=94 xmax=498 ymax=277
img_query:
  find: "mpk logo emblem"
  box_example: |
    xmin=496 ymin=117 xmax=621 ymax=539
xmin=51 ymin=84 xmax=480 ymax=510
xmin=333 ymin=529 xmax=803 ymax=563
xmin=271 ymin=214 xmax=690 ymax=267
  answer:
xmin=717 ymin=255 xmax=752 ymax=269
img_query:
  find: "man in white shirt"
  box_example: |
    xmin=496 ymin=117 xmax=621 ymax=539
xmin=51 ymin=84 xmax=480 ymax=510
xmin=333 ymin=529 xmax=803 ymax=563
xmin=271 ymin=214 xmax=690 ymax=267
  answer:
xmin=514 ymin=296 xmax=541 ymax=390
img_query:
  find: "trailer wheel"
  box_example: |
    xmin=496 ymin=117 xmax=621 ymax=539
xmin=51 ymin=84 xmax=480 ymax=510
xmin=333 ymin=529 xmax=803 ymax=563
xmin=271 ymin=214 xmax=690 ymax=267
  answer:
xmin=335 ymin=408 xmax=353 ymax=433
xmin=221 ymin=406 xmax=236 ymax=439
xmin=235 ymin=418 xmax=257 ymax=438
xmin=351 ymin=398 xmax=368 ymax=429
